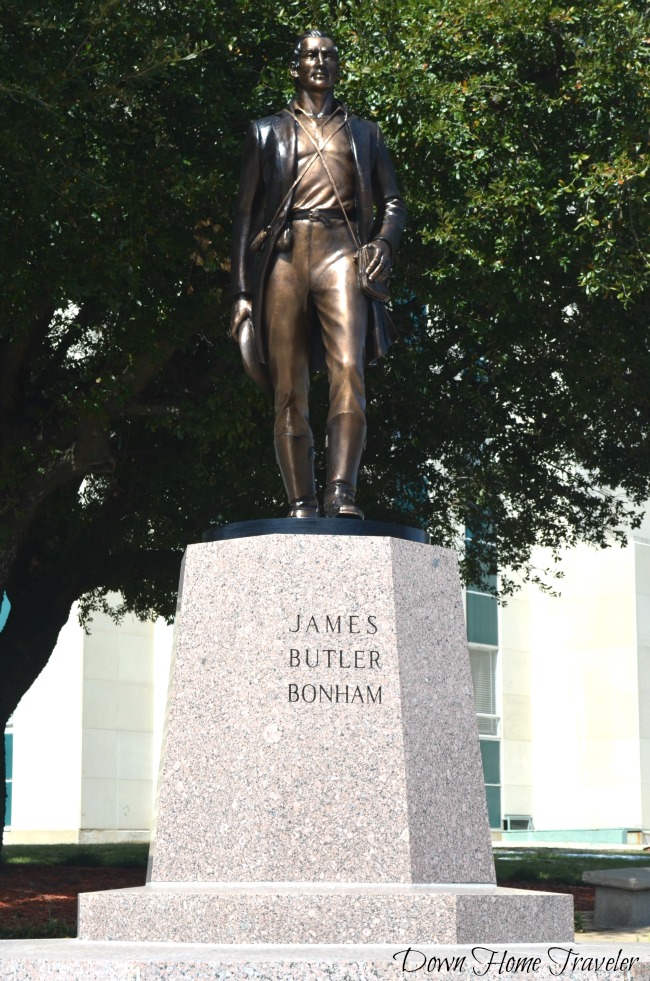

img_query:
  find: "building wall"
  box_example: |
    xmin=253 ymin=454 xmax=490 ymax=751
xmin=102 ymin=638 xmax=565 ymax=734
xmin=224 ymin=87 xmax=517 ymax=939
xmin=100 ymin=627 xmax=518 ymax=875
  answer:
xmin=5 ymin=602 xmax=173 ymax=845
xmin=7 ymin=612 xmax=84 ymax=842
xmin=500 ymin=590 xmax=534 ymax=822
xmin=635 ymin=521 xmax=650 ymax=835
xmin=80 ymin=609 xmax=155 ymax=841
xmin=531 ymin=542 xmax=640 ymax=832
xmin=500 ymin=524 xmax=650 ymax=841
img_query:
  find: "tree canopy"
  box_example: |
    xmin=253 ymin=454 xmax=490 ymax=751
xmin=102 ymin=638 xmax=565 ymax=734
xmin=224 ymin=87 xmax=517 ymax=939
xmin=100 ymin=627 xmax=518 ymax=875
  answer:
xmin=1 ymin=0 xmax=649 ymax=740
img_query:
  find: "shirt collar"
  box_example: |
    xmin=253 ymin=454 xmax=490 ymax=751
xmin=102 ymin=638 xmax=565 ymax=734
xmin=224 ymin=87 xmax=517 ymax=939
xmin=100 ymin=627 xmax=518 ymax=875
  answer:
xmin=289 ymin=98 xmax=347 ymax=120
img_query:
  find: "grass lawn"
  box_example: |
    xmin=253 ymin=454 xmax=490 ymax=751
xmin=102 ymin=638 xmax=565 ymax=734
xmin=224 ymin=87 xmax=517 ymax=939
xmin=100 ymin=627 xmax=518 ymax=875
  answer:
xmin=5 ymin=842 xmax=644 ymax=877
xmin=1 ymin=842 xmax=149 ymax=868
xmin=494 ymin=846 xmax=650 ymax=886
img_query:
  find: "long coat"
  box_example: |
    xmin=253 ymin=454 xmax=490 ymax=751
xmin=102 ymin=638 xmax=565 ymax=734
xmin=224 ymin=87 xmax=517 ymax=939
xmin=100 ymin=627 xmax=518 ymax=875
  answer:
xmin=231 ymin=105 xmax=407 ymax=371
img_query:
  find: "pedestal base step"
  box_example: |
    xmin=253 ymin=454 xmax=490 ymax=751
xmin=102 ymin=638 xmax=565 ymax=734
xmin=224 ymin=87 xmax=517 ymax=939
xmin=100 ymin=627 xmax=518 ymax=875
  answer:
xmin=0 ymin=940 xmax=647 ymax=981
xmin=78 ymin=882 xmax=573 ymax=945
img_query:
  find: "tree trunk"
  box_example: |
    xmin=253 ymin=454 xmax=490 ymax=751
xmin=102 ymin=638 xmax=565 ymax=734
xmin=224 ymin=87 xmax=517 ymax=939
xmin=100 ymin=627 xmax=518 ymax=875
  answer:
xmin=0 ymin=576 xmax=78 ymax=856
xmin=0 ymin=708 xmax=7 ymax=854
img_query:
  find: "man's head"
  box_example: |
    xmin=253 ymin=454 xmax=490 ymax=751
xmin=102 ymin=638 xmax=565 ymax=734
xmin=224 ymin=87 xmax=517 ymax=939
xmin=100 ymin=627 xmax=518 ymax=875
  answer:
xmin=290 ymin=30 xmax=339 ymax=93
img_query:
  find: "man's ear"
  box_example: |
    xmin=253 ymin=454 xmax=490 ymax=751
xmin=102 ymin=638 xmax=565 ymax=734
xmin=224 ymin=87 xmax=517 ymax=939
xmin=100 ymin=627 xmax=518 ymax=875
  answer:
xmin=290 ymin=66 xmax=299 ymax=79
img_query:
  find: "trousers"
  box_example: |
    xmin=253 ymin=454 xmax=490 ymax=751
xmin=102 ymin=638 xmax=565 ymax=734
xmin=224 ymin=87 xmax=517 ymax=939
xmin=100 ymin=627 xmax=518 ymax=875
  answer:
xmin=264 ymin=218 xmax=367 ymax=439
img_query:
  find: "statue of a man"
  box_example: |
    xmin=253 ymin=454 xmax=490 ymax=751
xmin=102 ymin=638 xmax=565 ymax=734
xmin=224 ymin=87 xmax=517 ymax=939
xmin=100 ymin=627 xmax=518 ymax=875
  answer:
xmin=230 ymin=30 xmax=406 ymax=519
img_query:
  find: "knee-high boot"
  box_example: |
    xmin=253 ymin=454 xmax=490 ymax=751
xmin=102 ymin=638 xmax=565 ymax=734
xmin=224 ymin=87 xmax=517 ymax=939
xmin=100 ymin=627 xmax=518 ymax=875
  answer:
xmin=324 ymin=413 xmax=366 ymax=519
xmin=274 ymin=434 xmax=320 ymax=518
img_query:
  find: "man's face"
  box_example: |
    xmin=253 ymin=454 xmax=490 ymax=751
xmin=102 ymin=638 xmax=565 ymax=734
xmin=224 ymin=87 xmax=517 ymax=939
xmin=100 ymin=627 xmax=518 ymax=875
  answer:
xmin=292 ymin=36 xmax=339 ymax=94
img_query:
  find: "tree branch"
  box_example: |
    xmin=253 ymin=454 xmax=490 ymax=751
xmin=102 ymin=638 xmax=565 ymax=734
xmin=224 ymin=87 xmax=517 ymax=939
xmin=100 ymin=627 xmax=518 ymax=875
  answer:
xmin=0 ymin=297 xmax=54 ymax=417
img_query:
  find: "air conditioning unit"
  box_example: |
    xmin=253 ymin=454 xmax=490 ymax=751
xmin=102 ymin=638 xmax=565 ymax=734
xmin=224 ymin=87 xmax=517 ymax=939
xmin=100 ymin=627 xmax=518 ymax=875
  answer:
xmin=503 ymin=815 xmax=533 ymax=831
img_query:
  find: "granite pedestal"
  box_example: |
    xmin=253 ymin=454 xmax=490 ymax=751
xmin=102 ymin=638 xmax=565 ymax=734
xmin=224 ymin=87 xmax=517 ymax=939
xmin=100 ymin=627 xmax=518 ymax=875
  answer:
xmin=77 ymin=530 xmax=572 ymax=945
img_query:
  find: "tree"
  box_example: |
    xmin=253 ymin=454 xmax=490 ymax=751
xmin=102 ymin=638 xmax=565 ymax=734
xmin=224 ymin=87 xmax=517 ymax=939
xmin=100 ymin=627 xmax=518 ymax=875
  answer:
xmin=1 ymin=0 xmax=649 ymax=843
xmin=348 ymin=0 xmax=650 ymax=589
xmin=0 ymin=0 xmax=294 ymax=840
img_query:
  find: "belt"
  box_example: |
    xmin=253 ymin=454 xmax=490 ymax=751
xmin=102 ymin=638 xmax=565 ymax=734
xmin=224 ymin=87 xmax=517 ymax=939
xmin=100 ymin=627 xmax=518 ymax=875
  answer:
xmin=289 ymin=207 xmax=356 ymax=227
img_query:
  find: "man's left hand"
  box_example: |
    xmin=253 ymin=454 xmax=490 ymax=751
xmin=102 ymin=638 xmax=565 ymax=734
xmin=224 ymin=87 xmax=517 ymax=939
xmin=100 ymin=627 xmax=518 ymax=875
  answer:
xmin=366 ymin=239 xmax=392 ymax=282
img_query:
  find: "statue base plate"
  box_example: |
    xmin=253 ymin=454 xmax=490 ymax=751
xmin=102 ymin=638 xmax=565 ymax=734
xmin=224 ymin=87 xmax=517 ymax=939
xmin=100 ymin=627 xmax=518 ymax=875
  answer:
xmin=203 ymin=517 xmax=430 ymax=543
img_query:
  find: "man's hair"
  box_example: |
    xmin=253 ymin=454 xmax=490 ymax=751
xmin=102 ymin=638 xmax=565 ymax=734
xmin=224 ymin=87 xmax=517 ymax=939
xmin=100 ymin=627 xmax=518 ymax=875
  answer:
xmin=290 ymin=30 xmax=338 ymax=72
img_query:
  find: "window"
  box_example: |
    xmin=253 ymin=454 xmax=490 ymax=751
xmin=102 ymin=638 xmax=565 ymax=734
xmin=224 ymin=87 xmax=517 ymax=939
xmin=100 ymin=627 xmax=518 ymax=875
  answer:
xmin=466 ymin=592 xmax=498 ymax=647
xmin=479 ymin=738 xmax=501 ymax=830
xmin=465 ymin=526 xmax=501 ymax=829
xmin=470 ymin=647 xmax=499 ymax=736
xmin=468 ymin=640 xmax=501 ymax=829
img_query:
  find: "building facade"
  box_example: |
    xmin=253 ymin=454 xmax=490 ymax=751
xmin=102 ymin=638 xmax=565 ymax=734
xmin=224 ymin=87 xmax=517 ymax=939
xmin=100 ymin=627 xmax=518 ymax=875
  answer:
xmin=5 ymin=516 xmax=650 ymax=845
xmin=4 ymin=609 xmax=172 ymax=843
xmin=495 ymin=515 xmax=650 ymax=844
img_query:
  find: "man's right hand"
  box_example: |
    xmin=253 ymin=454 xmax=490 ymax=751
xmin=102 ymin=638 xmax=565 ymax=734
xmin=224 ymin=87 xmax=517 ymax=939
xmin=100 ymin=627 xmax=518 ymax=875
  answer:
xmin=230 ymin=295 xmax=253 ymax=341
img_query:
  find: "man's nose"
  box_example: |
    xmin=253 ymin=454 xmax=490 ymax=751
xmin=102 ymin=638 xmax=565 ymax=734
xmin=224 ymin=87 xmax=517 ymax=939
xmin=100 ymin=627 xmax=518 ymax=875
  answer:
xmin=316 ymin=51 xmax=325 ymax=64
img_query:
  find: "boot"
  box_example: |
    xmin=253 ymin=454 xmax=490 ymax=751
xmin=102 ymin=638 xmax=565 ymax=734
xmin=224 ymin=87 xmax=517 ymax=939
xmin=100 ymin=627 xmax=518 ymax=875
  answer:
xmin=274 ymin=434 xmax=320 ymax=518
xmin=324 ymin=413 xmax=366 ymax=520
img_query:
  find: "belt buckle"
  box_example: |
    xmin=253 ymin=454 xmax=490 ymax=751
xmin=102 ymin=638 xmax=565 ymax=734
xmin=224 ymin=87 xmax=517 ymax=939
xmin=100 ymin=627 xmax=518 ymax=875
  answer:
xmin=308 ymin=208 xmax=332 ymax=227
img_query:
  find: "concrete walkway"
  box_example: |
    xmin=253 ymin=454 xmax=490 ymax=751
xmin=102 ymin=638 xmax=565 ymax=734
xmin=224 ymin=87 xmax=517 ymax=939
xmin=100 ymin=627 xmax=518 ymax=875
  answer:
xmin=577 ymin=911 xmax=650 ymax=944
xmin=579 ymin=928 xmax=650 ymax=943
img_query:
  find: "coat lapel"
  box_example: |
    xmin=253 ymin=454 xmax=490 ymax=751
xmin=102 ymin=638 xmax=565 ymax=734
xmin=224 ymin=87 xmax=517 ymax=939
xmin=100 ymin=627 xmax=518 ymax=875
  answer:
xmin=347 ymin=114 xmax=373 ymax=243
xmin=275 ymin=110 xmax=297 ymax=203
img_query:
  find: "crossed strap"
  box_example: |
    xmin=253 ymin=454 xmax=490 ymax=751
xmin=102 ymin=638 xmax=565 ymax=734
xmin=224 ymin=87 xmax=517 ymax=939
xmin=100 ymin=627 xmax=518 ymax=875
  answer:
xmin=251 ymin=107 xmax=351 ymax=252
xmin=285 ymin=106 xmax=362 ymax=253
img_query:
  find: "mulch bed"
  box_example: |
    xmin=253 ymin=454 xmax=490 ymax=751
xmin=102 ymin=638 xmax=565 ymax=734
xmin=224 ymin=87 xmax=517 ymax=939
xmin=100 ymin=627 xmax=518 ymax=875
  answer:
xmin=0 ymin=866 xmax=595 ymax=937
xmin=505 ymin=880 xmax=595 ymax=911
xmin=0 ymin=865 xmax=146 ymax=935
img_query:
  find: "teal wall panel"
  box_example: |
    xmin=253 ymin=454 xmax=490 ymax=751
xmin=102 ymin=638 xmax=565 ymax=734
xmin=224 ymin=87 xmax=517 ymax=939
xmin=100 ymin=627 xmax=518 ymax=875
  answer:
xmin=5 ymin=732 xmax=12 ymax=780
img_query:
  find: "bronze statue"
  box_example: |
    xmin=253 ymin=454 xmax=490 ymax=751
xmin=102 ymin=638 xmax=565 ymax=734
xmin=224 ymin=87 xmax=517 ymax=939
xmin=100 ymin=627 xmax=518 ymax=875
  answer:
xmin=230 ymin=30 xmax=406 ymax=519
